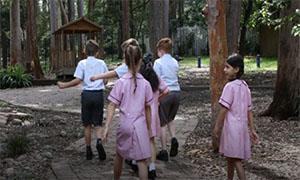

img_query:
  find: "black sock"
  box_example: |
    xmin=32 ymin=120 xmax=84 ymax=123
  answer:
xmin=96 ymin=138 xmax=102 ymax=144
xmin=86 ymin=145 xmax=91 ymax=149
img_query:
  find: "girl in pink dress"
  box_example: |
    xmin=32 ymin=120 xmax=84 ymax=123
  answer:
xmin=104 ymin=45 xmax=153 ymax=180
xmin=140 ymin=53 xmax=169 ymax=179
xmin=213 ymin=54 xmax=259 ymax=180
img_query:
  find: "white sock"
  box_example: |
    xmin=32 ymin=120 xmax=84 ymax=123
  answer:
xmin=149 ymin=162 xmax=156 ymax=171
xmin=132 ymin=160 xmax=137 ymax=165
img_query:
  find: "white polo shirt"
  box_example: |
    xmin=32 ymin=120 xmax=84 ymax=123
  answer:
xmin=114 ymin=63 xmax=128 ymax=78
xmin=153 ymin=54 xmax=180 ymax=91
xmin=74 ymin=56 xmax=108 ymax=90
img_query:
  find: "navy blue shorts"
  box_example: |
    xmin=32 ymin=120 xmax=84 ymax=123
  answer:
xmin=159 ymin=91 xmax=180 ymax=127
xmin=81 ymin=90 xmax=104 ymax=127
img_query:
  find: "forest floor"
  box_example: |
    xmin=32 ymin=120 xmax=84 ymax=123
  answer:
xmin=0 ymin=67 xmax=299 ymax=179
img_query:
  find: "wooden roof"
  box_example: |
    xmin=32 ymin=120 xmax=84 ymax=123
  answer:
xmin=53 ymin=17 xmax=103 ymax=34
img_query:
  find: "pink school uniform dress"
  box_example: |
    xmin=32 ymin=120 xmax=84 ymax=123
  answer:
xmin=219 ymin=79 xmax=252 ymax=160
xmin=108 ymin=72 xmax=153 ymax=161
xmin=150 ymin=79 xmax=168 ymax=138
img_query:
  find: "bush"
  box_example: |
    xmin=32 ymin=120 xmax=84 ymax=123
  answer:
xmin=5 ymin=133 xmax=30 ymax=158
xmin=0 ymin=65 xmax=33 ymax=89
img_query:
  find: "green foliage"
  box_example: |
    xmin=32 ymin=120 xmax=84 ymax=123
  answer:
xmin=0 ymin=65 xmax=33 ymax=89
xmin=5 ymin=133 xmax=30 ymax=158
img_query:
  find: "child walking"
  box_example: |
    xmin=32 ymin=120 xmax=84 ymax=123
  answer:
xmin=153 ymin=38 xmax=180 ymax=161
xmin=90 ymin=38 xmax=139 ymax=80
xmin=140 ymin=53 xmax=169 ymax=179
xmin=57 ymin=40 xmax=108 ymax=161
xmin=103 ymin=45 xmax=153 ymax=180
xmin=213 ymin=54 xmax=259 ymax=180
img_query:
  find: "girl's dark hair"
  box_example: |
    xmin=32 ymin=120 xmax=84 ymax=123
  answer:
xmin=140 ymin=53 xmax=159 ymax=92
xmin=227 ymin=53 xmax=244 ymax=79
xmin=124 ymin=45 xmax=142 ymax=93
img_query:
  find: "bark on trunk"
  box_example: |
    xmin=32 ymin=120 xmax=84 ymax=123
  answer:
xmin=239 ymin=0 xmax=253 ymax=56
xmin=207 ymin=0 xmax=228 ymax=151
xmin=10 ymin=0 xmax=23 ymax=67
xmin=27 ymin=0 xmax=44 ymax=79
xmin=122 ymin=0 xmax=129 ymax=41
xmin=49 ymin=0 xmax=58 ymax=72
xmin=149 ymin=0 xmax=169 ymax=57
xmin=225 ymin=0 xmax=241 ymax=55
xmin=264 ymin=0 xmax=300 ymax=119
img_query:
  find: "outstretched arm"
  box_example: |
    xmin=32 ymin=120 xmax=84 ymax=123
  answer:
xmin=90 ymin=71 xmax=118 ymax=81
xmin=57 ymin=78 xmax=81 ymax=89
xmin=158 ymin=88 xmax=169 ymax=102
xmin=103 ymin=102 xmax=116 ymax=142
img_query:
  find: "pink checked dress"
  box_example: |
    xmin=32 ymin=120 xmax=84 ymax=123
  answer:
xmin=219 ymin=79 xmax=252 ymax=160
xmin=150 ymin=79 xmax=168 ymax=138
xmin=108 ymin=73 xmax=153 ymax=160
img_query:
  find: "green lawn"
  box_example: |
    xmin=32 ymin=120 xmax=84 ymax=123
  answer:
xmin=179 ymin=56 xmax=277 ymax=72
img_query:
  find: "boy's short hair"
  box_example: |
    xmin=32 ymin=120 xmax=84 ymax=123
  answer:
xmin=156 ymin=37 xmax=172 ymax=53
xmin=86 ymin=40 xmax=100 ymax=56
xmin=121 ymin=38 xmax=139 ymax=52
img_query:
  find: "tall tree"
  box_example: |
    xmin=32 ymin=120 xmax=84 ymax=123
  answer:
xmin=149 ymin=0 xmax=169 ymax=56
xmin=121 ymin=0 xmax=129 ymax=41
xmin=88 ymin=0 xmax=96 ymax=17
xmin=77 ymin=0 xmax=84 ymax=17
xmin=264 ymin=0 xmax=300 ymax=119
xmin=67 ymin=0 xmax=75 ymax=21
xmin=239 ymin=0 xmax=253 ymax=56
xmin=49 ymin=0 xmax=58 ymax=71
xmin=0 ymin=0 xmax=2 ymax=67
xmin=26 ymin=0 xmax=44 ymax=79
xmin=207 ymin=0 xmax=228 ymax=151
xmin=10 ymin=0 xmax=23 ymax=66
xmin=225 ymin=0 xmax=241 ymax=54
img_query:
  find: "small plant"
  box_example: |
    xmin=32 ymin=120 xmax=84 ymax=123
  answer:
xmin=0 ymin=65 xmax=33 ymax=89
xmin=5 ymin=133 xmax=30 ymax=158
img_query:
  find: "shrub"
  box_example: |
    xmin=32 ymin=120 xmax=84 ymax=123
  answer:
xmin=5 ymin=133 xmax=30 ymax=158
xmin=0 ymin=65 xmax=33 ymax=89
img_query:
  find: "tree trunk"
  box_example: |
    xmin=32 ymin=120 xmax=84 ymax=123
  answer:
xmin=207 ymin=0 xmax=228 ymax=151
xmin=239 ymin=0 xmax=253 ymax=56
xmin=77 ymin=0 xmax=84 ymax=17
xmin=10 ymin=0 xmax=23 ymax=67
xmin=0 ymin=0 xmax=2 ymax=68
xmin=264 ymin=0 xmax=300 ymax=119
xmin=49 ymin=0 xmax=58 ymax=71
xmin=77 ymin=0 xmax=84 ymax=59
xmin=178 ymin=0 xmax=184 ymax=27
xmin=225 ymin=0 xmax=241 ymax=55
xmin=121 ymin=0 xmax=129 ymax=41
xmin=27 ymin=0 xmax=44 ymax=79
xmin=88 ymin=0 xmax=96 ymax=17
xmin=169 ymin=0 xmax=177 ymax=37
xmin=67 ymin=0 xmax=75 ymax=21
xmin=149 ymin=0 xmax=169 ymax=57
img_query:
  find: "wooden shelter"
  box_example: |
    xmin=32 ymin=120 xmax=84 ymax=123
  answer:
xmin=53 ymin=17 xmax=103 ymax=78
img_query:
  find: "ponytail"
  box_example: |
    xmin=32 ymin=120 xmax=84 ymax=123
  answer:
xmin=124 ymin=45 xmax=142 ymax=94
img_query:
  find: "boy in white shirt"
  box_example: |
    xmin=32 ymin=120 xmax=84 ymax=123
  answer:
xmin=57 ymin=40 xmax=108 ymax=160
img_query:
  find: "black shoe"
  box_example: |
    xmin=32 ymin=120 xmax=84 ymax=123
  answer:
xmin=170 ymin=137 xmax=179 ymax=157
xmin=86 ymin=146 xmax=93 ymax=160
xmin=156 ymin=150 xmax=168 ymax=161
xmin=148 ymin=169 xmax=157 ymax=179
xmin=96 ymin=142 xmax=106 ymax=160
xmin=125 ymin=159 xmax=138 ymax=172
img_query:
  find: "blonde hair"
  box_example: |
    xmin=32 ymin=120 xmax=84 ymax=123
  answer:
xmin=156 ymin=37 xmax=172 ymax=53
xmin=124 ymin=45 xmax=142 ymax=93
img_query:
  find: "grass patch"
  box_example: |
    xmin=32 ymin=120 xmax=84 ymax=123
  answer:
xmin=179 ymin=56 xmax=277 ymax=72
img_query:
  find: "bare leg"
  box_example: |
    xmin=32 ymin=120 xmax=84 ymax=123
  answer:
xmin=227 ymin=158 xmax=235 ymax=180
xmin=160 ymin=126 xmax=167 ymax=150
xmin=114 ymin=152 xmax=123 ymax=180
xmin=94 ymin=126 xmax=103 ymax=139
xmin=234 ymin=159 xmax=246 ymax=180
xmin=137 ymin=159 xmax=148 ymax=180
xmin=84 ymin=125 xmax=92 ymax=145
xmin=150 ymin=137 xmax=156 ymax=163
xmin=167 ymin=121 xmax=176 ymax=138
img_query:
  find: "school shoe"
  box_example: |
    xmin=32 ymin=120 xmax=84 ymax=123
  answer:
xmin=148 ymin=169 xmax=157 ymax=179
xmin=170 ymin=137 xmax=179 ymax=157
xmin=96 ymin=142 xmax=106 ymax=160
xmin=86 ymin=146 xmax=93 ymax=160
xmin=156 ymin=150 xmax=168 ymax=161
xmin=125 ymin=159 xmax=138 ymax=172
